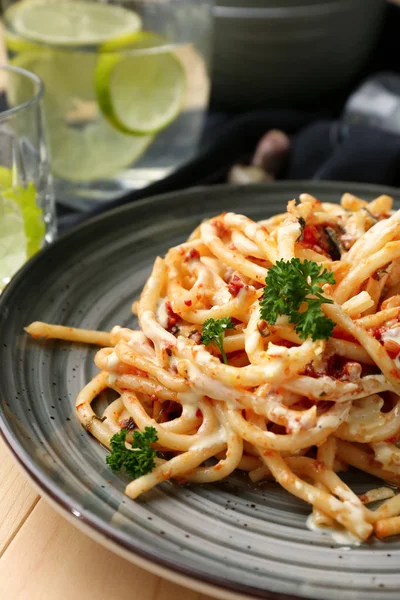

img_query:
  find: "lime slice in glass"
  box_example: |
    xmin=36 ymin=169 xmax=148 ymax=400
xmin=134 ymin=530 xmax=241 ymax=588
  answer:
xmin=4 ymin=182 xmax=45 ymax=259
xmin=11 ymin=51 xmax=153 ymax=182
xmin=0 ymin=177 xmax=44 ymax=290
xmin=0 ymin=195 xmax=27 ymax=289
xmin=50 ymin=121 xmax=153 ymax=182
xmin=11 ymin=50 xmax=98 ymax=115
xmin=4 ymin=30 xmax=43 ymax=53
xmin=0 ymin=167 xmax=13 ymax=189
xmin=95 ymin=32 xmax=187 ymax=135
xmin=5 ymin=0 xmax=142 ymax=47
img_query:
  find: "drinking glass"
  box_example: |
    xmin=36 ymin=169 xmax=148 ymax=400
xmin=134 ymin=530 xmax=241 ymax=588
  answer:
xmin=3 ymin=0 xmax=214 ymax=211
xmin=0 ymin=64 xmax=55 ymax=291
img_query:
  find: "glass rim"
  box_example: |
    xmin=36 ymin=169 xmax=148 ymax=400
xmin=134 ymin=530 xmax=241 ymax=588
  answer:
xmin=0 ymin=63 xmax=44 ymax=120
xmin=214 ymin=3 xmax=347 ymax=18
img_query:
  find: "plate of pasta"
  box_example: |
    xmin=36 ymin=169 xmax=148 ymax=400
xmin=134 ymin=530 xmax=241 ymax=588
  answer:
xmin=2 ymin=181 xmax=400 ymax=600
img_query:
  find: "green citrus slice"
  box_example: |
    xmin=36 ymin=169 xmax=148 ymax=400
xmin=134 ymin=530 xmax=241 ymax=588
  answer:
xmin=50 ymin=121 xmax=153 ymax=182
xmin=95 ymin=32 xmax=186 ymax=135
xmin=4 ymin=182 xmax=45 ymax=258
xmin=0 ymin=174 xmax=44 ymax=289
xmin=10 ymin=51 xmax=153 ymax=182
xmin=4 ymin=0 xmax=142 ymax=47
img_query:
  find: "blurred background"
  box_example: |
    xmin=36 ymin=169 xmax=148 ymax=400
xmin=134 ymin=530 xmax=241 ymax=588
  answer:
xmin=2 ymin=0 xmax=400 ymax=227
xmin=211 ymin=0 xmax=386 ymax=111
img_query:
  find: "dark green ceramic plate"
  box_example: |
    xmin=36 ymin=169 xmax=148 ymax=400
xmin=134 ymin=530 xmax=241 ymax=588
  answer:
xmin=1 ymin=182 xmax=400 ymax=600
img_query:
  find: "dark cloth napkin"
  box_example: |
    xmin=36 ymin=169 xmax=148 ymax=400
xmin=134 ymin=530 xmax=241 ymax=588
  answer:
xmin=286 ymin=120 xmax=400 ymax=184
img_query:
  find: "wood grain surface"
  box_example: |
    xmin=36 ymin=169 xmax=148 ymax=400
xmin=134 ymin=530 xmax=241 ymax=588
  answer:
xmin=0 ymin=440 xmax=217 ymax=600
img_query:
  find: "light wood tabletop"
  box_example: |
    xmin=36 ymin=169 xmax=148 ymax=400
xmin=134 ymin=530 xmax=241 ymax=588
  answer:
xmin=0 ymin=438 xmax=219 ymax=600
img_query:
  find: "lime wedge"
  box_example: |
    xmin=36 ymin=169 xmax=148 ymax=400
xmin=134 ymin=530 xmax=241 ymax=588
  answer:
xmin=10 ymin=51 xmax=153 ymax=182
xmin=95 ymin=32 xmax=186 ymax=135
xmin=50 ymin=121 xmax=153 ymax=182
xmin=4 ymin=182 xmax=45 ymax=258
xmin=5 ymin=0 xmax=142 ymax=47
xmin=10 ymin=49 xmax=99 ymax=121
xmin=0 ymin=175 xmax=44 ymax=289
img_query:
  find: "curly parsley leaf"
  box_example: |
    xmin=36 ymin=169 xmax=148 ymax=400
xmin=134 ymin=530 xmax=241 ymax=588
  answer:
xmin=259 ymin=258 xmax=336 ymax=341
xmin=106 ymin=426 xmax=158 ymax=479
xmin=291 ymin=299 xmax=335 ymax=341
xmin=259 ymin=258 xmax=308 ymax=324
xmin=201 ymin=317 xmax=236 ymax=364
xmin=299 ymin=260 xmax=336 ymax=296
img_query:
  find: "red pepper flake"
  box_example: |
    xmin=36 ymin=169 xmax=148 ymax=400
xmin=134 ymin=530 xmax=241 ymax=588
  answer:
xmin=165 ymin=301 xmax=180 ymax=331
xmin=373 ymin=327 xmax=385 ymax=342
xmin=212 ymin=218 xmax=230 ymax=238
xmin=184 ymin=299 xmax=192 ymax=307
xmin=300 ymin=224 xmax=332 ymax=258
xmin=228 ymin=274 xmax=245 ymax=297
xmin=196 ymin=408 xmax=202 ymax=418
xmin=302 ymin=224 xmax=319 ymax=246
xmin=184 ymin=248 xmax=200 ymax=262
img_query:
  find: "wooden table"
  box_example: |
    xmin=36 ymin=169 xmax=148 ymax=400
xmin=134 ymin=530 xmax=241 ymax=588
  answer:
xmin=0 ymin=439 xmax=216 ymax=600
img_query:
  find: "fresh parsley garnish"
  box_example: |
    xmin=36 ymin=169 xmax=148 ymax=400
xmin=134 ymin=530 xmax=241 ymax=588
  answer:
xmin=201 ymin=317 xmax=236 ymax=364
xmin=259 ymin=258 xmax=336 ymax=341
xmin=106 ymin=426 xmax=158 ymax=479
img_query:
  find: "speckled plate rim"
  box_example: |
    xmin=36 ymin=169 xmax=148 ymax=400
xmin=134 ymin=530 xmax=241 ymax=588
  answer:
xmin=1 ymin=181 xmax=400 ymax=600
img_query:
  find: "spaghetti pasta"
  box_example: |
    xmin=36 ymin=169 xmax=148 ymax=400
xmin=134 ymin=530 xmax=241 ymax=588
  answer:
xmin=25 ymin=192 xmax=400 ymax=544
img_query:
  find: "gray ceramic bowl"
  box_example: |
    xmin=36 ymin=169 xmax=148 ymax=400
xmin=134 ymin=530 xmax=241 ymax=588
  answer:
xmin=212 ymin=0 xmax=386 ymax=110
xmin=2 ymin=182 xmax=400 ymax=600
